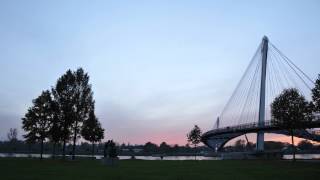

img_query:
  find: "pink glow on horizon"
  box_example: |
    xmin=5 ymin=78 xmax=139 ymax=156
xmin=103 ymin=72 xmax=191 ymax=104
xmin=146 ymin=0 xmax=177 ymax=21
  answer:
xmin=116 ymin=131 xmax=189 ymax=146
xmin=113 ymin=132 xmax=319 ymax=146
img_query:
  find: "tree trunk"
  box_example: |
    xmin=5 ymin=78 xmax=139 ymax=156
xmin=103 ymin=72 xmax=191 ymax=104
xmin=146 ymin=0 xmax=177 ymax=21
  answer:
xmin=291 ymin=129 xmax=296 ymax=161
xmin=52 ymin=142 xmax=56 ymax=159
xmin=62 ymin=139 xmax=66 ymax=160
xmin=194 ymin=144 xmax=197 ymax=160
xmin=72 ymin=121 xmax=78 ymax=160
xmin=92 ymin=143 xmax=95 ymax=158
xmin=40 ymin=139 xmax=44 ymax=160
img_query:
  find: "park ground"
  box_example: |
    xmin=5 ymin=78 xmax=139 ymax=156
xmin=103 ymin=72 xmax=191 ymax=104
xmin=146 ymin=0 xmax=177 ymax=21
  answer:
xmin=0 ymin=158 xmax=319 ymax=180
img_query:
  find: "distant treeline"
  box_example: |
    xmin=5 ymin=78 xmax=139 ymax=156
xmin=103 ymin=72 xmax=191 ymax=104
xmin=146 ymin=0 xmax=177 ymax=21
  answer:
xmin=0 ymin=140 xmax=211 ymax=156
xmin=1 ymin=139 xmax=319 ymax=156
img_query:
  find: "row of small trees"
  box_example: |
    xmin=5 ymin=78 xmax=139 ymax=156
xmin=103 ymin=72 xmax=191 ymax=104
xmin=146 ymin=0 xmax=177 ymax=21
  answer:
xmin=22 ymin=68 xmax=104 ymax=159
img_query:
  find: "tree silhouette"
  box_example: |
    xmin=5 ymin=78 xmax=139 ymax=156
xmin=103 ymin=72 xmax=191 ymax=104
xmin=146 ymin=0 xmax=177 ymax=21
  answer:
xmin=7 ymin=128 xmax=18 ymax=153
xmin=271 ymin=88 xmax=313 ymax=161
xmin=159 ymin=142 xmax=170 ymax=154
xmin=81 ymin=109 xmax=104 ymax=157
xmin=312 ymin=74 xmax=320 ymax=113
xmin=234 ymin=139 xmax=246 ymax=151
xmin=297 ymin=140 xmax=313 ymax=150
xmin=52 ymin=70 xmax=74 ymax=159
xmin=7 ymin=128 xmax=18 ymax=142
xmin=187 ymin=125 xmax=202 ymax=160
xmin=48 ymin=99 xmax=63 ymax=159
xmin=143 ymin=142 xmax=158 ymax=153
xmin=52 ymin=68 xmax=94 ymax=160
xmin=108 ymin=140 xmax=118 ymax=158
xmin=22 ymin=90 xmax=54 ymax=159
xmin=103 ymin=140 xmax=118 ymax=165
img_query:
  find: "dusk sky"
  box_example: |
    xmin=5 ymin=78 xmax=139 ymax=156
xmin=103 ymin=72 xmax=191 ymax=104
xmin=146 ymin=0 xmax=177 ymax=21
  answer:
xmin=0 ymin=0 xmax=320 ymax=145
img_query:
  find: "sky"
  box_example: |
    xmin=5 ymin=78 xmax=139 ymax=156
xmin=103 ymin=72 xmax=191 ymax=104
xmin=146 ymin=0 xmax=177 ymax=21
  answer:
xmin=0 ymin=0 xmax=320 ymax=145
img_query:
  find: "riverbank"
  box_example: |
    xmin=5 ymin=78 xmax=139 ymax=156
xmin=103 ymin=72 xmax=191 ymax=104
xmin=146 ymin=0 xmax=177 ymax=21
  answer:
xmin=0 ymin=158 xmax=319 ymax=180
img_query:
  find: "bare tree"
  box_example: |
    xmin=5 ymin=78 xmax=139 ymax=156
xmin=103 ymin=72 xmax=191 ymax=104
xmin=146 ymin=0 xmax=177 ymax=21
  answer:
xmin=7 ymin=128 xmax=18 ymax=142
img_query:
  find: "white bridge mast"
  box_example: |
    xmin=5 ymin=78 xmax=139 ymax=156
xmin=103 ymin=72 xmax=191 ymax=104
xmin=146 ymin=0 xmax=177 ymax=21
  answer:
xmin=256 ymin=36 xmax=268 ymax=151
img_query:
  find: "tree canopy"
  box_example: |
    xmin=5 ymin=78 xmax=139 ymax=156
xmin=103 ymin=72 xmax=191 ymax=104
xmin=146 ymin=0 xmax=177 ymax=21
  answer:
xmin=271 ymin=88 xmax=313 ymax=161
xmin=312 ymin=74 xmax=320 ymax=112
xmin=81 ymin=109 xmax=105 ymax=156
xmin=22 ymin=90 xmax=55 ymax=159
xmin=52 ymin=68 xmax=95 ymax=159
xmin=187 ymin=125 xmax=202 ymax=160
xmin=187 ymin=125 xmax=202 ymax=147
xmin=271 ymin=88 xmax=313 ymax=129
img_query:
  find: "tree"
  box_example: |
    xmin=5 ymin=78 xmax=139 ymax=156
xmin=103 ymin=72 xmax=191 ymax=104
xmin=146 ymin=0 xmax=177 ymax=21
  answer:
xmin=312 ymin=74 xmax=320 ymax=113
xmin=103 ymin=140 xmax=118 ymax=165
xmin=22 ymin=90 xmax=54 ymax=159
xmin=271 ymin=88 xmax=313 ymax=161
xmin=7 ymin=128 xmax=18 ymax=142
xmin=143 ymin=142 xmax=158 ymax=153
xmin=159 ymin=142 xmax=170 ymax=154
xmin=48 ymin=99 xmax=63 ymax=159
xmin=81 ymin=109 xmax=104 ymax=157
xmin=297 ymin=140 xmax=313 ymax=150
xmin=51 ymin=70 xmax=74 ymax=159
xmin=187 ymin=125 xmax=202 ymax=160
xmin=108 ymin=140 xmax=118 ymax=158
xmin=7 ymin=128 xmax=18 ymax=153
xmin=52 ymin=68 xmax=94 ymax=160
xmin=172 ymin=144 xmax=179 ymax=153
xmin=234 ymin=139 xmax=246 ymax=151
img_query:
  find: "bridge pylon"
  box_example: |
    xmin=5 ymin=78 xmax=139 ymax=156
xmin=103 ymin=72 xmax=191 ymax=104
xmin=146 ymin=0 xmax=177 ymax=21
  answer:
xmin=256 ymin=36 xmax=268 ymax=151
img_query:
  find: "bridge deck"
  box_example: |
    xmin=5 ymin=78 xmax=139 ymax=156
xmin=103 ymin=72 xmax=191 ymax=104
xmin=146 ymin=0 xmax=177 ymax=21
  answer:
xmin=201 ymin=120 xmax=320 ymax=151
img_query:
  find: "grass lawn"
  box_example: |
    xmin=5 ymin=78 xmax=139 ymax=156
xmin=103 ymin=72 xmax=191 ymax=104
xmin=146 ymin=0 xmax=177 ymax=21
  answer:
xmin=0 ymin=158 xmax=319 ymax=180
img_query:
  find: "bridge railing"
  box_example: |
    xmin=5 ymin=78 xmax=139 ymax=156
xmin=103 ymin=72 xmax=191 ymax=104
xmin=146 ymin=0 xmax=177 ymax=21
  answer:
xmin=203 ymin=120 xmax=273 ymax=136
xmin=203 ymin=118 xmax=320 ymax=137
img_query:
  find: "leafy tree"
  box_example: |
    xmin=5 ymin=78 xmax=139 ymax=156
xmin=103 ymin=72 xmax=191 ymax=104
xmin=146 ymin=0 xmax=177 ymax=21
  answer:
xmin=187 ymin=125 xmax=202 ymax=160
xmin=51 ymin=70 xmax=74 ymax=159
xmin=108 ymin=140 xmax=118 ymax=158
xmin=22 ymin=90 xmax=54 ymax=159
xmin=297 ymin=140 xmax=313 ymax=150
xmin=264 ymin=141 xmax=287 ymax=151
xmin=234 ymin=139 xmax=246 ymax=151
xmin=312 ymin=74 xmax=320 ymax=113
xmin=143 ymin=142 xmax=158 ymax=153
xmin=159 ymin=142 xmax=170 ymax=154
xmin=52 ymin=68 xmax=94 ymax=160
xmin=172 ymin=144 xmax=179 ymax=153
xmin=48 ymin=99 xmax=63 ymax=159
xmin=103 ymin=140 xmax=118 ymax=166
xmin=81 ymin=109 xmax=104 ymax=157
xmin=271 ymin=88 xmax=313 ymax=161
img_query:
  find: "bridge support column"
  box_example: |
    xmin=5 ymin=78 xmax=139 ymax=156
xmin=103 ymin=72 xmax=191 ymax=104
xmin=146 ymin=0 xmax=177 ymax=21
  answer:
xmin=256 ymin=36 xmax=268 ymax=151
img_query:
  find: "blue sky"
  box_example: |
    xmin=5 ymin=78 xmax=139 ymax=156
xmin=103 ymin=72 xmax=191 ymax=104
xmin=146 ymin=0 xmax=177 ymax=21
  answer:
xmin=0 ymin=0 xmax=320 ymax=145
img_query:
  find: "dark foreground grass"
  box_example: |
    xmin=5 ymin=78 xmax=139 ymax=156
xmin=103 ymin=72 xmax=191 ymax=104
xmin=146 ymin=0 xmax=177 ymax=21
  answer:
xmin=0 ymin=158 xmax=319 ymax=180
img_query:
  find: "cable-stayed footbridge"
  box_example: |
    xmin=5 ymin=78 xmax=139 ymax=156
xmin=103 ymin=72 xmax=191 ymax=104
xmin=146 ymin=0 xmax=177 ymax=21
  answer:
xmin=201 ymin=36 xmax=320 ymax=151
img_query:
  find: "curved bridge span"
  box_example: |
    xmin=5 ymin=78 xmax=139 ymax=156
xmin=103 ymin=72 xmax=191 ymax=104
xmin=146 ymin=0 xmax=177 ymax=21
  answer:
xmin=201 ymin=36 xmax=320 ymax=151
xmin=202 ymin=120 xmax=320 ymax=151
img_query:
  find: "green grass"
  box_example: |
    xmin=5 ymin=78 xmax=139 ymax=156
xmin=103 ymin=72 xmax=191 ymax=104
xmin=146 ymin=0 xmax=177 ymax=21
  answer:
xmin=0 ymin=158 xmax=319 ymax=180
